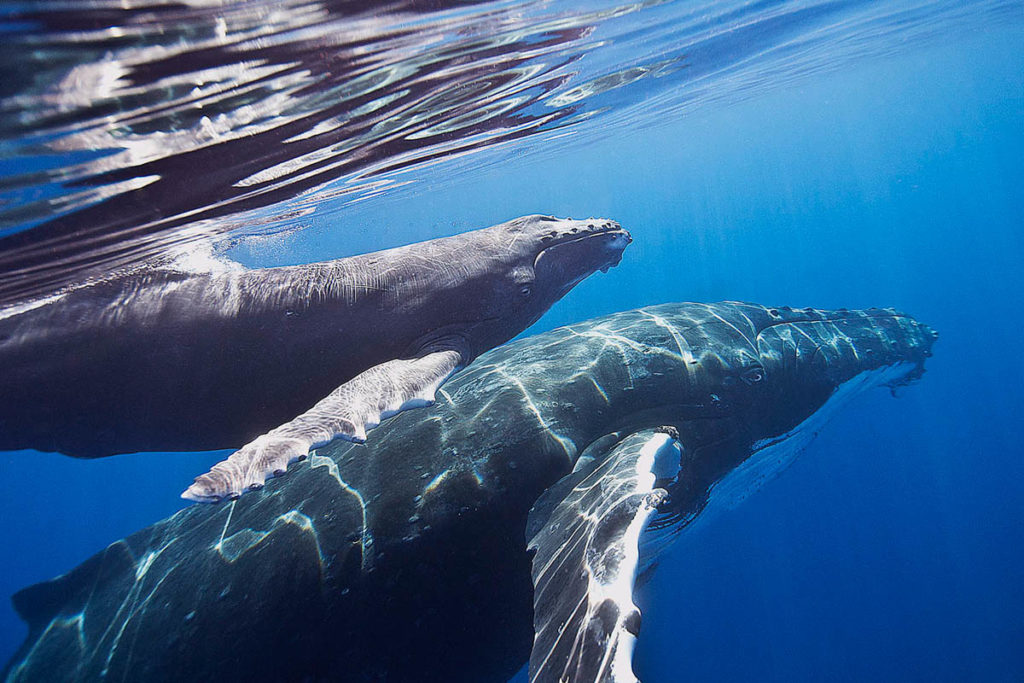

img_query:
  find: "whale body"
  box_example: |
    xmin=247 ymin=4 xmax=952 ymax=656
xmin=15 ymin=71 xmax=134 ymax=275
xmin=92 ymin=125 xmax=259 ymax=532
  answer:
xmin=2 ymin=301 xmax=935 ymax=683
xmin=0 ymin=215 xmax=630 ymax=501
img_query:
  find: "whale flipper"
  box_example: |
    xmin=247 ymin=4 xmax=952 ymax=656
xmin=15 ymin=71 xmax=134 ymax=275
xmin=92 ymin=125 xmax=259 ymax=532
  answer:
xmin=182 ymin=350 xmax=463 ymax=502
xmin=526 ymin=429 xmax=683 ymax=683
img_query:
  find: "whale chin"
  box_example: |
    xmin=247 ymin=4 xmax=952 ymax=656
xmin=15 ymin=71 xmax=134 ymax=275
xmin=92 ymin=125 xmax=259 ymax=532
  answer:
xmin=704 ymin=360 xmax=920 ymax=522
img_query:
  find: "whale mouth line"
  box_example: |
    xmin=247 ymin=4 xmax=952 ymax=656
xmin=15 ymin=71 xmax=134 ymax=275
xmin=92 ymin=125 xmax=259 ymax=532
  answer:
xmin=693 ymin=360 xmax=922 ymax=522
xmin=752 ymin=361 xmax=919 ymax=452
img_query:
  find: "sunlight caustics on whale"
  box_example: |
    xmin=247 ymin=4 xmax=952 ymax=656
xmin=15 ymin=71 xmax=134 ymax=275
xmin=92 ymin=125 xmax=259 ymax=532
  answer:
xmin=2 ymin=302 xmax=936 ymax=683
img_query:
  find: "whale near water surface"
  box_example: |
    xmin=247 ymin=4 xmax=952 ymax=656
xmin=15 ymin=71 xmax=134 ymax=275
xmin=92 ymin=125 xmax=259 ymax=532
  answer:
xmin=0 ymin=214 xmax=631 ymax=502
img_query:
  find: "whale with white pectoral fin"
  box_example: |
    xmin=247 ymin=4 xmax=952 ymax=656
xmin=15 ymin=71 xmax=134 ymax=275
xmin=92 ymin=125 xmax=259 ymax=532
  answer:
xmin=0 ymin=215 xmax=630 ymax=502
xmin=3 ymin=302 xmax=936 ymax=682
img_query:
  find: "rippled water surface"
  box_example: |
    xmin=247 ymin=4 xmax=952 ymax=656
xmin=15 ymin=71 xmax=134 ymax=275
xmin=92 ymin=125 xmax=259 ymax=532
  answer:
xmin=0 ymin=0 xmax=1016 ymax=304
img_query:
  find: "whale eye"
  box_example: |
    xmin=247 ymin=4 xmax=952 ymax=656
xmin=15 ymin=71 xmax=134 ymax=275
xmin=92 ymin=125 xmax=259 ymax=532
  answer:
xmin=519 ymin=283 xmax=533 ymax=297
xmin=741 ymin=367 xmax=764 ymax=385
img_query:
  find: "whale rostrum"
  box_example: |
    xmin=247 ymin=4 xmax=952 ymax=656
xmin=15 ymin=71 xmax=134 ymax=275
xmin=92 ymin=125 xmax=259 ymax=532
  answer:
xmin=0 ymin=215 xmax=631 ymax=501
xmin=3 ymin=301 xmax=936 ymax=683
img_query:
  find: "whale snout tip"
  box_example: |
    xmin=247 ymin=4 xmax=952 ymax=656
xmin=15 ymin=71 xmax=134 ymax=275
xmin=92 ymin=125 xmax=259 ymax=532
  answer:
xmin=599 ymin=221 xmax=631 ymax=250
xmin=530 ymin=215 xmax=631 ymax=275
xmin=599 ymin=230 xmax=630 ymax=272
xmin=909 ymin=317 xmax=939 ymax=351
xmin=921 ymin=324 xmax=939 ymax=354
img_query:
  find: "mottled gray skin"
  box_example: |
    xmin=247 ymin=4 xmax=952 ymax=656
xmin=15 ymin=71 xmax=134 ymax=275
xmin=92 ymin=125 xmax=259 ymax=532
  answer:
xmin=3 ymin=302 xmax=935 ymax=683
xmin=0 ymin=215 xmax=628 ymax=460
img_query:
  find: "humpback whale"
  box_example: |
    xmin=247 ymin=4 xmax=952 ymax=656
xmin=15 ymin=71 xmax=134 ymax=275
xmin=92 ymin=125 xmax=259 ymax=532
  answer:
xmin=2 ymin=302 xmax=936 ymax=683
xmin=0 ymin=215 xmax=630 ymax=501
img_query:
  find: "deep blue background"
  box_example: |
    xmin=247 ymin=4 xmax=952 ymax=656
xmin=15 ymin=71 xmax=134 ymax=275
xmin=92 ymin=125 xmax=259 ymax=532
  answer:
xmin=1 ymin=21 xmax=1022 ymax=682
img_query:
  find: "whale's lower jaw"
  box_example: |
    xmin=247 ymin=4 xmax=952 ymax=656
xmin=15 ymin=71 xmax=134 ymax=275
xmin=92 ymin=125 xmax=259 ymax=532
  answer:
xmin=725 ymin=361 xmax=917 ymax=511
xmin=639 ymin=361 xmax=919 ymax=564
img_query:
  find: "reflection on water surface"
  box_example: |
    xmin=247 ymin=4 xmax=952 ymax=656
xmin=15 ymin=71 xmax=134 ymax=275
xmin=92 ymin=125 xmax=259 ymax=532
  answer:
xmin=0 ymin=0 xmax=1014 ymax=304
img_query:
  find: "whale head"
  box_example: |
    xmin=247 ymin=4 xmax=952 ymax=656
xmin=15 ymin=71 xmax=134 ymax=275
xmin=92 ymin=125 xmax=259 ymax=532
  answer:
xmin=438 ymin=214 xmax=631 ymax=359
xmin=731 ymin=304 xmax=936 ymax=439
xmin=637 ymin=302 xmax=938 ymax=527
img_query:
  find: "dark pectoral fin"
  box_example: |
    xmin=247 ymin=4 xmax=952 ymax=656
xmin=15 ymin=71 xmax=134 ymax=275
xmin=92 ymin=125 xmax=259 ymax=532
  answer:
xmin=526 ymin=428 xmax=682 ymax=683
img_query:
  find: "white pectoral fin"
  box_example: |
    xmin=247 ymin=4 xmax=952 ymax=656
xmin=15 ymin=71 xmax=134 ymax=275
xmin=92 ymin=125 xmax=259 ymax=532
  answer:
xmin=526 ymin=429 xmax=683 ymax=683
xmin=181 ymin=350 xmax=463 ymax=503
xmin=334 ymin=349 xmax=464 ymax=438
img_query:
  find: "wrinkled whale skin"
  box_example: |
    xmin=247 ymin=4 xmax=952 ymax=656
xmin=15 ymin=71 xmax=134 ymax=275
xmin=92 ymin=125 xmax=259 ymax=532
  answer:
xmin=0 ymin=215 xmax=629 ymax=459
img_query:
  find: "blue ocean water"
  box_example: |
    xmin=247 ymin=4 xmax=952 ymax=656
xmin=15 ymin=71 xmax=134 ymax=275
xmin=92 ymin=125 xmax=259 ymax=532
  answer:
xmin=0 ymin=3 xmax=1022 ymax=681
